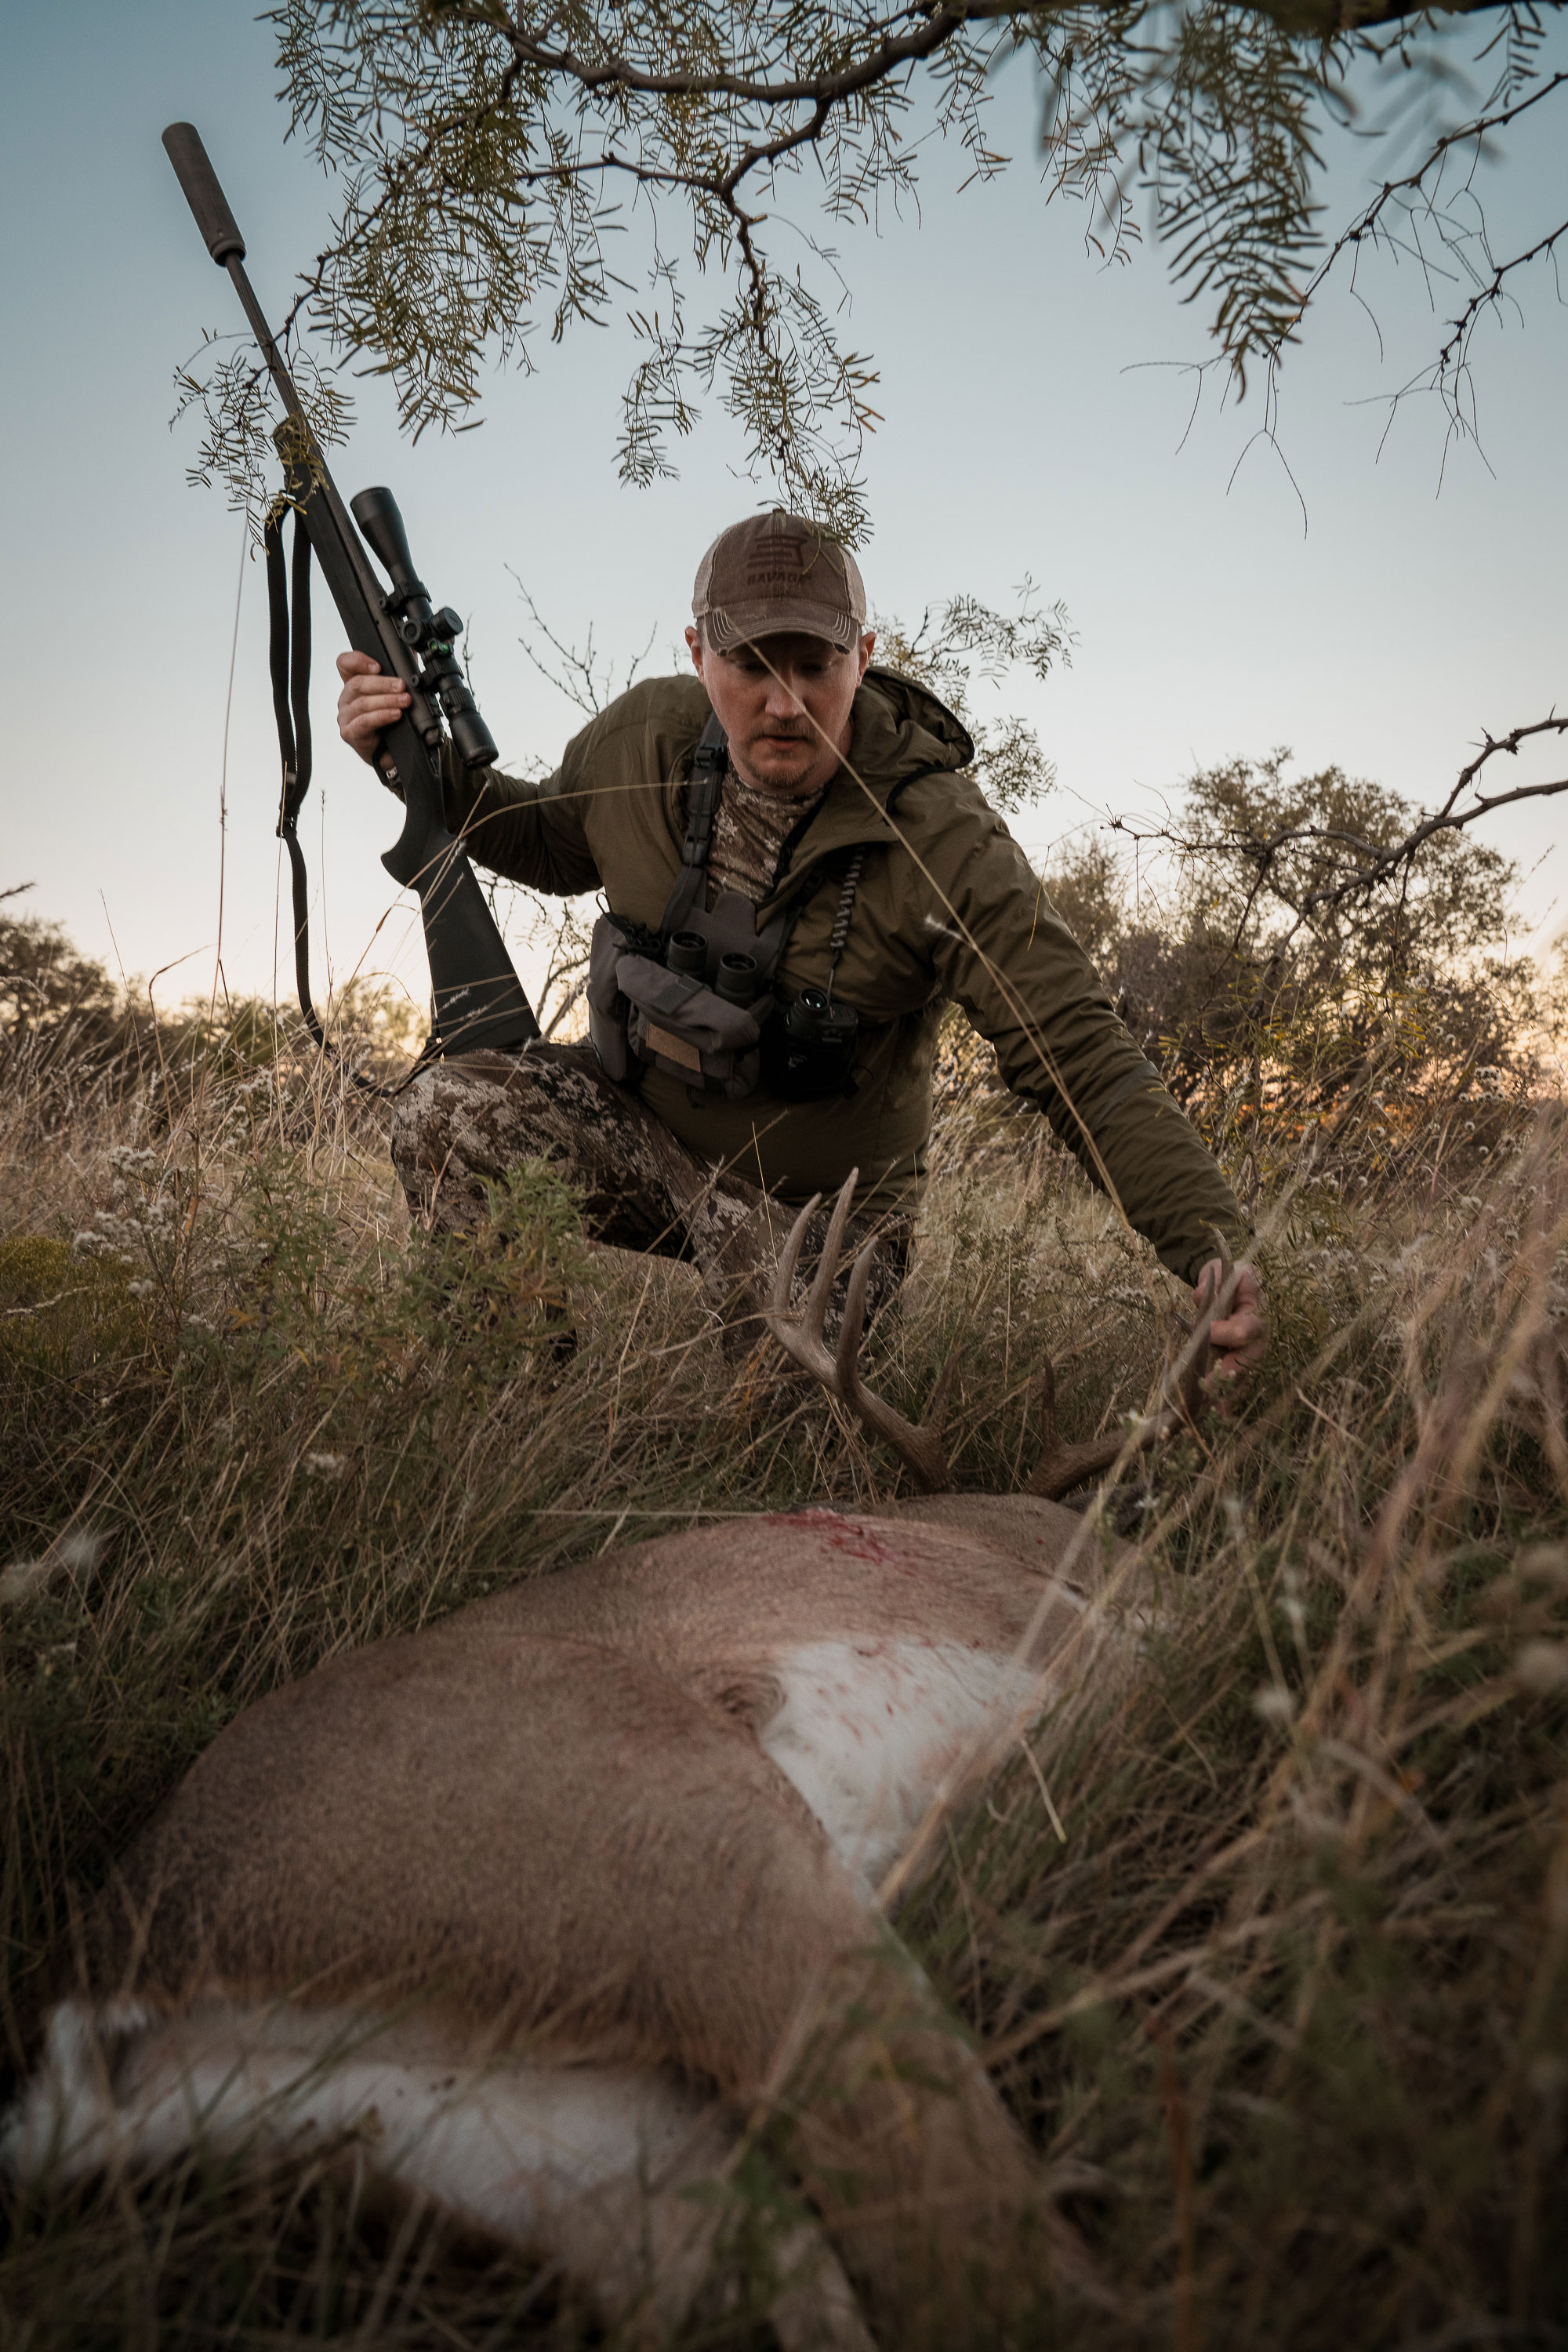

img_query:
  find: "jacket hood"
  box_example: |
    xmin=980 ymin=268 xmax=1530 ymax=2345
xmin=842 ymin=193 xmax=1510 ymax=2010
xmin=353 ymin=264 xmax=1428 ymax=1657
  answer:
xmin=851 ymin=666 xmax=975 ymax=799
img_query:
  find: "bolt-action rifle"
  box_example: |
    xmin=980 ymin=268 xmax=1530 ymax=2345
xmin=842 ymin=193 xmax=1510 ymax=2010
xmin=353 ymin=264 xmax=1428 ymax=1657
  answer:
xmin=161 ymin=122 xmax=539 ymax=1065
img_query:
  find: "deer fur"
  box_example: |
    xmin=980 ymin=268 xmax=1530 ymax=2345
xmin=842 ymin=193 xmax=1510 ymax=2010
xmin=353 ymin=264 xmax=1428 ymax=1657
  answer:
xmin=3 ymin=1176 xmax=1192 ymax=2347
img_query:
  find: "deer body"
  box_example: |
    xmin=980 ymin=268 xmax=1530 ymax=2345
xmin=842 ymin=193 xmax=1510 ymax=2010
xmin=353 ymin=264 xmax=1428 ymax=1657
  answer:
xmin=5 ymin=1179 xmax=1199 ymax=2346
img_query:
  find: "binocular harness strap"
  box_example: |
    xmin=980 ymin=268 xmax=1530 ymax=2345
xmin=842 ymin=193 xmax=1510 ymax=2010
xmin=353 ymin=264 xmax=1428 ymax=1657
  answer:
xmin=659 ymin=713 xmax=865 ymax=993
xmin=659 ymin=712 xmax=728 ymax=940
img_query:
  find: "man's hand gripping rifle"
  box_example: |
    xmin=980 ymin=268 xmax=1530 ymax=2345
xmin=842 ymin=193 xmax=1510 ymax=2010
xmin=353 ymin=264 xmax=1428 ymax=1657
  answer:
xmin=161 ymin=122 xmax=539 ymax=1068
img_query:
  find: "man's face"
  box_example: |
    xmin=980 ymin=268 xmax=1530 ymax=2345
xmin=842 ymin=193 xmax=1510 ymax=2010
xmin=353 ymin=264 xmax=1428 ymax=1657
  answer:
xmin=685 ymin=626 xmax=875 ymax=798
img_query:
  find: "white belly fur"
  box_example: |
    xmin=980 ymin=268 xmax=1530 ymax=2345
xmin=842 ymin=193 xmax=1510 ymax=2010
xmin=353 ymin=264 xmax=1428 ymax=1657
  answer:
xmin=2 ymin=1993 xmax=874 ymax=2345
xmin=2 ymin=1993 xmax=710 ymax=2220
xmin=759 ymin=1636 xmax=1042 ymax=1891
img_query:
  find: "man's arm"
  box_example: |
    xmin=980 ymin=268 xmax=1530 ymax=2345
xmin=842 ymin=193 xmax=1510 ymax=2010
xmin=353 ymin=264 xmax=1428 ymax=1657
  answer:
xmin=336 ymin=650 xmax=600 ymax=895
xmin=912 ymin=775 xmax=1258 ymax=1307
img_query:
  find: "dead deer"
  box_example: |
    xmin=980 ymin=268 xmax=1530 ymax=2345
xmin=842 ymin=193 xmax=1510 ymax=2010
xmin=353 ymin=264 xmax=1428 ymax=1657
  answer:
xmin=4 ymin=1176 xmax=1228 ymax=2348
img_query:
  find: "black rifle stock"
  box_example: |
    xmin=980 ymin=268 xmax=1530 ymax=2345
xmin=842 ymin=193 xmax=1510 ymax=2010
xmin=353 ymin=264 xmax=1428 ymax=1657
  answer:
xmin=161 ymin=122 xmax=539 ymax=1056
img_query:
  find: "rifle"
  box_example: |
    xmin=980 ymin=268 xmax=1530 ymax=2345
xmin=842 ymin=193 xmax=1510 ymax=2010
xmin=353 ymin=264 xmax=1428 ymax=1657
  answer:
xmin=161 ymin=122 xmax=539 ymax=1065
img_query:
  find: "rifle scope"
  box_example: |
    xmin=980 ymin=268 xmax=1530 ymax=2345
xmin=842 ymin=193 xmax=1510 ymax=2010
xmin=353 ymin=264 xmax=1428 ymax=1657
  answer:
xmin=351 ymin=488 xmax=497 ymax=772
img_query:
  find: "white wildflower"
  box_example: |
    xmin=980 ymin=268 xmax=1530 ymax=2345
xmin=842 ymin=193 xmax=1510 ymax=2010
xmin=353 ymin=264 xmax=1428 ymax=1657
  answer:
xmin=0 ymin=1528 xmax=107 ymax=1609
xmin=1513 ymin=1642 xmax=1568 ymax=1695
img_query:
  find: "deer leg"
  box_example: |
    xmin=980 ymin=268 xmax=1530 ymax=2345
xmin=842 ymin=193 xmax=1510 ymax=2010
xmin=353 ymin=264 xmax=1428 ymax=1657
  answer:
xmin=5 ymin=1994 xmax=873 ymax=2350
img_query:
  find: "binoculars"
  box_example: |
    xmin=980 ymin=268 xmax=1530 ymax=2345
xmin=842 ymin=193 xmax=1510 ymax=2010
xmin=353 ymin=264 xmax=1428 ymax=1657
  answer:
xmin=666 ymin=931 xmax=759 ymax=1006
xmin=658 ymin=927 xmax=858 ymax=1098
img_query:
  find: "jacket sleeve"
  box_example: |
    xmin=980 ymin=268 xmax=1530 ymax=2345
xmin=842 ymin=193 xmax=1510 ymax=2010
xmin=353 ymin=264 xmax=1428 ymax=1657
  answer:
xmin=913 ymin=779 xmax=1247 ymax=1287
xmin=440 ymin=735 xmax=603 ymax=897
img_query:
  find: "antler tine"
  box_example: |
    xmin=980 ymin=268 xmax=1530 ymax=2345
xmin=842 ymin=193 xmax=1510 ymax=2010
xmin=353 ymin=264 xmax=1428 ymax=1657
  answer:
xmin=1025 ymin=1243 xmax=1243 ymax=1503
xmin=764 ymin=1189 xmax=831 ymax=1380
xmin=1025 ymin=1356 xmax=1146 ymax=1501
xmin=765 ymin=1174 xmax=951 ymax=1493
xmin=764 ymin=1172 xmax=862 ymax=1385
xmin=768 ymin=1189 xmax=824 ymax=1327
xmin=1166 ymin=1236 xmax=1239 ymax=1426
xmin=832 ymin=1236 xmax=875 ymax=1400
xmin=833 ymin=1240 xmax=952 ymax=1494
xmin=809 ymin=1171 xmax=862 ymax=1341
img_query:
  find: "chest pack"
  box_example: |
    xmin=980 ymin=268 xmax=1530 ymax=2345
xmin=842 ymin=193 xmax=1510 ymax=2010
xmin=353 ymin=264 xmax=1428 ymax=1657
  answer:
xmin=586 ymin=714 xmax=862 ymax=1103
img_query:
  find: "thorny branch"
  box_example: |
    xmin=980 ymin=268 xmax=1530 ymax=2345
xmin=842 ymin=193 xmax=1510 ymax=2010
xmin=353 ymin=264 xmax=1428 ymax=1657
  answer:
xmin=510 ymin=569 xmax=658 ymax=715
xmin=1276 ymin=64 xmax=1568 ymax=459
xmin=1293 ymin=67 xmax=1568 ymax=319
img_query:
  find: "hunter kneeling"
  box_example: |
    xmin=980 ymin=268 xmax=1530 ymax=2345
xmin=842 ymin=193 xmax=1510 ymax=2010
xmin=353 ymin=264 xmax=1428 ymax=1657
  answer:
xmin=336 ymin=508 xmax=1266 ymax=1371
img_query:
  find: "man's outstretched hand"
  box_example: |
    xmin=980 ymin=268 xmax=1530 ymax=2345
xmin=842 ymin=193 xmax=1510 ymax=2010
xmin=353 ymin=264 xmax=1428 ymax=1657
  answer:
xmin=337 ymin=648 xmax=410 ymax=768
xmin=1195 ymin=1258 xmax=1268 ymax=1385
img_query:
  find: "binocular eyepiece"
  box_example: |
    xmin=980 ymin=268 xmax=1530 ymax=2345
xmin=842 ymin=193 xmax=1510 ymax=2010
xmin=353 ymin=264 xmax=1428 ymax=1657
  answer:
xmin=715 ymin=953 xmax=758 ymax=1007
xmin=664 ymin=932 xmax=759 ymax=1007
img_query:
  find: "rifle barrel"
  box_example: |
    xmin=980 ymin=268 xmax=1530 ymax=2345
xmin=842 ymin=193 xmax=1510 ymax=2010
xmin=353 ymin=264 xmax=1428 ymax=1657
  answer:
xmin=162 ymin=122 xmax=409 ymax=681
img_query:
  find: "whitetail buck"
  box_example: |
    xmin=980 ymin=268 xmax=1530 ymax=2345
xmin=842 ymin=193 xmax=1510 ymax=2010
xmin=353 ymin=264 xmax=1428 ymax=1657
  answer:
xmin=4 ymin=1177 xmax=1227 ymax=2349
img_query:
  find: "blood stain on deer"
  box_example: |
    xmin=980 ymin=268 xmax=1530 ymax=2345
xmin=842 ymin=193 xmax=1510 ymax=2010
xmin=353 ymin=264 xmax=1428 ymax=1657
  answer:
xmin=767 ymin=1509 xmax=907 ymax=1566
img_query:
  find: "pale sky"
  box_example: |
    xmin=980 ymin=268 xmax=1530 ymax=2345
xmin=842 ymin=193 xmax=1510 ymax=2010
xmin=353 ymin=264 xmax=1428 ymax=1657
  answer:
xmin=3 ymin=2 xmax=1565 ymax=1022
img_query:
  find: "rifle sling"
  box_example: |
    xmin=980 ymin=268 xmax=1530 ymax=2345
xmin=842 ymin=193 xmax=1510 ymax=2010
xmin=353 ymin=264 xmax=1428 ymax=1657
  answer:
xmin=265 ymin=507 xmax=432 ymax=1097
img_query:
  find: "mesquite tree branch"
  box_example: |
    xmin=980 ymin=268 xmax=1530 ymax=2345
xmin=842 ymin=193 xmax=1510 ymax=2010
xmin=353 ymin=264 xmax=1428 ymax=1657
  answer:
xmin=166 ymin=0 xmax=1567 ymax=532
xmin=1274 ymin=64 xmax=1568 ymax=456
xmin=1109 ymin=717 xmax=1568 ymax=957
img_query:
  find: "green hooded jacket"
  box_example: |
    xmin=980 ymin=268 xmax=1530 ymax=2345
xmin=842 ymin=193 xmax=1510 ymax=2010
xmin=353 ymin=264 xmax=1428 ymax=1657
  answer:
xmin=445 ymin=668 xmax=1244 ymax=1287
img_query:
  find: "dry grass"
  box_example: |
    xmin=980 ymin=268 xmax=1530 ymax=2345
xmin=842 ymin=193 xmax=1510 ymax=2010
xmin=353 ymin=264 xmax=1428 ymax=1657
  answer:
xmin=1 ymin=1011 xmax=1566 ymax=2349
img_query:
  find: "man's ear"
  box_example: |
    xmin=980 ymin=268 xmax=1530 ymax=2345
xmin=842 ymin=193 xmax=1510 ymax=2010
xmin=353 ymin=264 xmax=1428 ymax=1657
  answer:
xmin=857 ymin=630 xmax=876 ymax=680
xmin=684 ymin=623 xmax=705 ymax=679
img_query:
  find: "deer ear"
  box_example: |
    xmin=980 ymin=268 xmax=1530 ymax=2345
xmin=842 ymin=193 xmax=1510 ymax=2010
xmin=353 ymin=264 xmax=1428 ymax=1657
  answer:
xmin=687 ymin=1664 xmax=787 ymax=1733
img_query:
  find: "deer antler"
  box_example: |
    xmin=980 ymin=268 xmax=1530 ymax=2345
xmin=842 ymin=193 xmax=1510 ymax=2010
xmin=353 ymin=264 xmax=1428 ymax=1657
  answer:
xmin=1025 ymin=1240 xmax=1240 ymax=1501
xmin=766 ymin=1173 xmax=953 ymax=1494
xmin=1160 ymin=1239 xmax=1236 ymax=1429
xmin=770 ymin=1185 xmax=1241 ymax=1503
xmin=1025 ymin=1356 xmax=1141 ymax=1501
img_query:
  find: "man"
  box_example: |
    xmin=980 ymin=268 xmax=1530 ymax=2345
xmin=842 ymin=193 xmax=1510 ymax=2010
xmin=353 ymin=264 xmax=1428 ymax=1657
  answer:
xmin=338 ymin=509 xmax=1265 ymax=1371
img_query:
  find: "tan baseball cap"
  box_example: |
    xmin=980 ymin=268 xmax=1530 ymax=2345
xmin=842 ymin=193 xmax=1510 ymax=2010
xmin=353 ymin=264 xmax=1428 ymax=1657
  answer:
xmin=692 ymin=509 xmax=867 ymax=654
